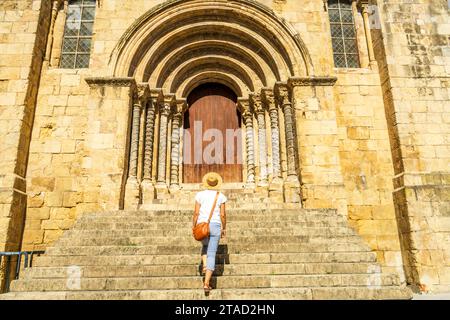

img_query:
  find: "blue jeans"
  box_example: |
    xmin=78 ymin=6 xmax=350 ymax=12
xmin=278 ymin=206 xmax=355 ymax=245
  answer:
xmin=201 ymin=222 xmax=221 ymax=271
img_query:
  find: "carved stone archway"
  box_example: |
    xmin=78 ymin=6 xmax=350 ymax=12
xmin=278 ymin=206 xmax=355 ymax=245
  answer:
xmin=94 ymin=0 xmax=341 ymax=208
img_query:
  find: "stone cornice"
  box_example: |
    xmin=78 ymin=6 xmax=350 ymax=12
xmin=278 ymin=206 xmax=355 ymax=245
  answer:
xmin=287 ymin=76 xmax=338 ymax=87
xmin=85 ymin=77 xmax=136 ymax=88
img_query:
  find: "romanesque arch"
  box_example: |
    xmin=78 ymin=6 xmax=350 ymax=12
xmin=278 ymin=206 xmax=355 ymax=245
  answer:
xmin=105 ymin=0 xmax=320 ymax=207
xmin=110 ymin=0 xmax=314 ymax=96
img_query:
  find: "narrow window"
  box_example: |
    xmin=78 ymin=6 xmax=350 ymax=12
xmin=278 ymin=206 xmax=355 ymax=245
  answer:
xmin=328 ymin=0 xmax=360 ymax=68
xmin=60 ymin=0 xmax=96 ymax=69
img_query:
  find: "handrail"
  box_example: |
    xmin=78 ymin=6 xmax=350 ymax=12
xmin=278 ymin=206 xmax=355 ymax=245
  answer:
xmin=0 ymin=251 xmax=45 ymax=293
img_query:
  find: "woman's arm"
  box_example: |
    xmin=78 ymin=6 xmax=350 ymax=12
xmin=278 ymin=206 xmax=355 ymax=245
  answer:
xmin=220 ymin=203 xmax=226 ymax=237
xmin=192 ymin=202 xmax=200 ymax=228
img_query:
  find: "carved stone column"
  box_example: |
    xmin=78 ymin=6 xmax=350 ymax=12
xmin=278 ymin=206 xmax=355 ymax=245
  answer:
xmin=155 ymin=96 xmax=173 ymax=198
xmin=124 ymin=84 xmax=150 ymax=209
xmin=169 ymin=100 xmax=187 ymax=192
xmin=45 ymin=0 xmax=62 ymax=62
xmin=251 ymin=94 xmax=268 ymax=187
xmin=358 ymin=0 xmax=377 ymax=69
xmin=51 ymin=0 xmax=69 ymax=67
xmin=238 ymin=99 xmax=255 ymax=188
xmin=141 ymin=91 xmax=158 ymax=204
xmin=276 ymin=83 xmax=301 ymax=203
xmin=262 ymin=89 xmax=284 ymax=201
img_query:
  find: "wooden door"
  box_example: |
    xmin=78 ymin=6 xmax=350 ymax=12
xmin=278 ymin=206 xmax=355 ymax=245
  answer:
xmin=183 ymin=83 xmax=243 ymax=183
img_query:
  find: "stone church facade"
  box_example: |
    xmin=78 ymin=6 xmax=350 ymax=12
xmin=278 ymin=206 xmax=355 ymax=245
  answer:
xmin=0 ymin=0 xmax=449 ymax=294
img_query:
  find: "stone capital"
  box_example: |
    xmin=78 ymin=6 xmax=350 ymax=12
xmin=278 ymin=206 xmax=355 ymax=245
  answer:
xmin=159 ymin=94 xmax=175 ymax=117
xmin=261 ymin=88 xmax=277 ymax=111
xmin=173 ymin=99 xmax=188 ymax=116
xmin=137 ymin=83 xmax=150 ymax=103
xmin=149 ymin=89 xmax=163 ymax=110
xmin=274 ymin=82 xmax=290 ymax=106
xmin=237 ymin=98 xmax=252 ymax=114
xmin=250 ymin=94 xmax=264 ymax=114
xmin=356 ymin=0 xmax=370 ymax=12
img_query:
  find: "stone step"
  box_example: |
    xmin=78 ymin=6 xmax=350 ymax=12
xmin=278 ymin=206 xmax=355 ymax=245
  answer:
xmin=21 ymin=262 xmax=383 ymax=279
xmin=32 ymin=252 xmax=378 ymax=267
xmin=10 ymin=274 xmax=401 ymax=292
xmin=0 ymin=286 xmax=413 ymax=300
xmin=54 ymin=235 xmax=364 ymax=247
xmin=62 ymin=227 xmax=357 ymax=238
xmin=73 ymin=220 xmax=348 ymax=230
xmin=75 ymin=214 xmax=345 ymax=224
xmin=138 ymin=203 xmax=305 ymax=210
xmin=83 ymin=208 xmax=336 ymax=217
xmin=44 ymin=242 xmax=371 ymax=256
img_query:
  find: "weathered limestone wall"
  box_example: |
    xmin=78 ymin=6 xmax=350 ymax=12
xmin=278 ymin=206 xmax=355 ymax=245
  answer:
xmin=5 ymin=0 xmax=448 ymax=292
xmin=22 ymin=73 xmax=135 ymax=251
xmin=17 ymin=0 xmax=407 ymax=276
xmin=373 ymin=0 xmax=450 ymax=292
xmin=334 ymin=69 xmax=404 ymax=280
xmin=0 ymin=0 xmax=51 ymax=290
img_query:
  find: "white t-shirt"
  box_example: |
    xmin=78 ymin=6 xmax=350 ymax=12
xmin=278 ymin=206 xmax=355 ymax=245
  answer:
xmin=195 ymin=190 xmax=227 ymax=225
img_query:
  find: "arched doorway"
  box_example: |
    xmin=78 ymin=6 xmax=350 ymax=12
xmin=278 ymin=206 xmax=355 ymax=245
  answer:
xmin=183 ymin=83 xmax=243 ymax=183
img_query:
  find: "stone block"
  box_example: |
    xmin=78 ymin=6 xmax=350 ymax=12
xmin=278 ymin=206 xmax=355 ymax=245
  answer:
xmin=347 ymin=127 xmax=370 ymax=140
xmin=26 ymin=207 xmax=50 ymax=220
xmin=63 ymin=192 xmax=82 ymax=208
xmin=22 ymin=229 xmax=44 ymax=245
xmin=60 ymin=74 xmax=81 ymax=87
xmin=348 ymin=205 xmax=372 ymax=220
xmin=372 ymin=204 xmax=396 ymax=220
xmin=43 ymin=230 xmax=63 ymax=243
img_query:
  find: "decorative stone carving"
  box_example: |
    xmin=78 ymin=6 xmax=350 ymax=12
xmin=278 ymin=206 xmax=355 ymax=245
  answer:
xmin=169 ymin=100 xmax=187 ymax=190
xmin=156 ymin=96 xmax=174 ymax=190
xmin=85 ymin=77 xmax=136 ymax=88
xmin=128 ymin=101 xmax=142 ymax=179
xmin=262 ymin=89 xmax=282 ymax=180
xmin=275 ymin=83 xmax=301 ymax=203
xmin=143 ymin=99 xmax=157 ymax=181
xmin=238 ymin=99 xmax=255 ymax=187
xmin=287 ymin=76 xmax=338 ymax=88
xmin=251 ymin=94 xmax=268 ymax=186
xmin=141 ymin=90 xmax=161 ymax=204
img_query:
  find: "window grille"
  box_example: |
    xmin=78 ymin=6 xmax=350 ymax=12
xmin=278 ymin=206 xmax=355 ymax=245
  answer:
xmin=328 ymin=0 xmax=360 ymax=68
xmin=60 ymin=0 xmax=96 ymax=69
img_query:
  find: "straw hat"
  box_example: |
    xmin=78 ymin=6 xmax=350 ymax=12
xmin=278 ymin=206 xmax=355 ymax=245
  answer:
xmin=202 ymin=172 xmax=223 ymax=190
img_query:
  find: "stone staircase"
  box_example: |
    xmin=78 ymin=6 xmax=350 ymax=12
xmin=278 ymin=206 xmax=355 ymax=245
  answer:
xmin=0 ymin=200 xmax=412 ymax=300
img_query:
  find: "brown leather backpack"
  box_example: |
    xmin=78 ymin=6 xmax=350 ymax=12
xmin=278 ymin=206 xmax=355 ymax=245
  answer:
xmin=193 ymin=191 xmax=220 ymax=241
